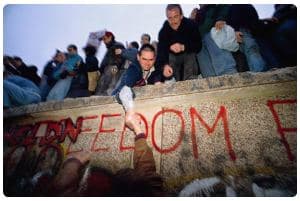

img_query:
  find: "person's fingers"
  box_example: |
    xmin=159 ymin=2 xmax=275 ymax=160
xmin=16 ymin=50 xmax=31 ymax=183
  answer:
xmin=164 ymin=65 xmax=173 ymax=77
xmin=134 ymin=113 xmax=142 ymax=125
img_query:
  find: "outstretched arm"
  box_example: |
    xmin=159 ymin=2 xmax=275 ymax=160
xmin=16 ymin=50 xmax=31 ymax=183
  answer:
xmin=118 ymin=85 xmax=142 ymax=134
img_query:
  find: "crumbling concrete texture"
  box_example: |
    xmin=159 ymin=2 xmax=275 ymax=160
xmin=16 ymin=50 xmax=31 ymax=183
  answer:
xmin=4 ymin=67 xmax=296 ymax=196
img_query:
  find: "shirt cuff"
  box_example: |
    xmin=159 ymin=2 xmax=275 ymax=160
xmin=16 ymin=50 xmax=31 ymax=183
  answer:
xmin=135 ymin=133 xmax=146 ymax=141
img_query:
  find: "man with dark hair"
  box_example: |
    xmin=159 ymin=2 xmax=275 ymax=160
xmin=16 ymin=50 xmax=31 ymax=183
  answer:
xmin=112 ymin=44 xmax=160 ymax=96
xmin=130 ymin=41 xmax=139 ymax=50
xmin=112 ymin=44 xmax=161 ymax=132
xmin=99 ymin=31 xmax=125 ymax=73
xmin=67 ymin=44 xmax=78 ymax=51
xmin=141 ymin=33 xmax=151 ymax=45
xmin=96 ymin=31 xmax=126 ymax=96
xmin=157 ymin=4 xmax=202 ymax=82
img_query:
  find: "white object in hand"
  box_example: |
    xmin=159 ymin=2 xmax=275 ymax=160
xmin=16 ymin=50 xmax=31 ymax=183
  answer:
xmin=119 ymin=86 xmax=134 ymax=111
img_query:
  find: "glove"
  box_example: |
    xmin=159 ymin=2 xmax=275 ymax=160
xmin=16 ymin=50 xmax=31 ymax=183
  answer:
xmin=118 ymin=86 xmax=134 ymax=111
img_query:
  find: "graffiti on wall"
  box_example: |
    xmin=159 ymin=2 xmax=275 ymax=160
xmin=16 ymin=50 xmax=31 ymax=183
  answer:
xmin=3 ymin=99 xmax=297 ymax=196
xmin=267 ymin=100 xmax=297 ymax=161
xmin=4 ymin=99 xmax=296 ymax=163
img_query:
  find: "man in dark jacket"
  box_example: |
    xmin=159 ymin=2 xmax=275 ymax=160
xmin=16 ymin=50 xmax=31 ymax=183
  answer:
xmin=83 ymin=45 xmax=100 ymax=95
xmin=96 ymin=31 xmax=126 ymax=95
xmin=157 ymin=4 xmax=202 ymax=82
xmin=112 ymin=44 xmax=161 ymax=96
xmin=271 ymin=4 xmax=296 ymax=66
xmin=112 ymin=44 xmax=161 ymax=132
xmin=99 ymin=31 xmax=125 ymax=73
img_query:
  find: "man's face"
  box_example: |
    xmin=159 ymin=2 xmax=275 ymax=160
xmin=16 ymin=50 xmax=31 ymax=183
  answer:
xmin=141 ymin=35 xmax=150 ymax=45
xmin=102 ymin=35 xmax=112 ymax=45
xmin=166 ymin=8 xmax=183 ymax=30
xmin=56 ymin=52 xmax=66 ymax=63
xmin=137 ymin=50 xmax=155 ymax=71
xmin=67 ymin=47 xmax=77 ymax=56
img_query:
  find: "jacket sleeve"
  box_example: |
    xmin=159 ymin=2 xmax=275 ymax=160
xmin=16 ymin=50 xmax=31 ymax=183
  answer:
xmin=43 ymin=62 xmax=53 ymax=76
xmin=86 ymin=56 xmax=99 ymax=72
xmin=65 ymin=56 xmax=82 ymax=73
xmin=156 ymin=26 xmax=170 ymax=71
xmin=123 ymin=65 xmax=141 ymax=87
xmin=52 ymin=65 xmax=66 ymax=80
xmin=133 ymin=137 xmax=156 ymax=173
xmin=112 ymin=64 xmax=141 ymax=96
xmin=184 ymin=20 xmax=202 ymax=53
xmin=133 ymin=135 xmax=164 ymax=196
xmin=147 ymin=69 xmax=162 ymax=84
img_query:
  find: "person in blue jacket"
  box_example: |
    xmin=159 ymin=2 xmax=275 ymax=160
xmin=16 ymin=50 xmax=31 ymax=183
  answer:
xmin=112 ymin=44 xmax=161 ymax=133
xmin=4 ymin=75 xmax=41 ymax=108
xmin=46 ymin=44 xmax=83 ymax=101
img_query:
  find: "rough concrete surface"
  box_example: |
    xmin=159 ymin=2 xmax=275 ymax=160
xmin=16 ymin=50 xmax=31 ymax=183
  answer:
xmin=3 ymin=67 xmax=297 ymax=196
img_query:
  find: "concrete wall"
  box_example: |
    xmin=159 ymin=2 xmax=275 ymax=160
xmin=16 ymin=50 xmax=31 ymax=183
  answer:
xmin=3 ymin=67 xmax=297 ymax=196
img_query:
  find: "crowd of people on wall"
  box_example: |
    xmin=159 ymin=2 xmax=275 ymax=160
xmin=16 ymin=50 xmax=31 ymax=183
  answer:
xmin=3 ymin=4 xmax=296 ymax=109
